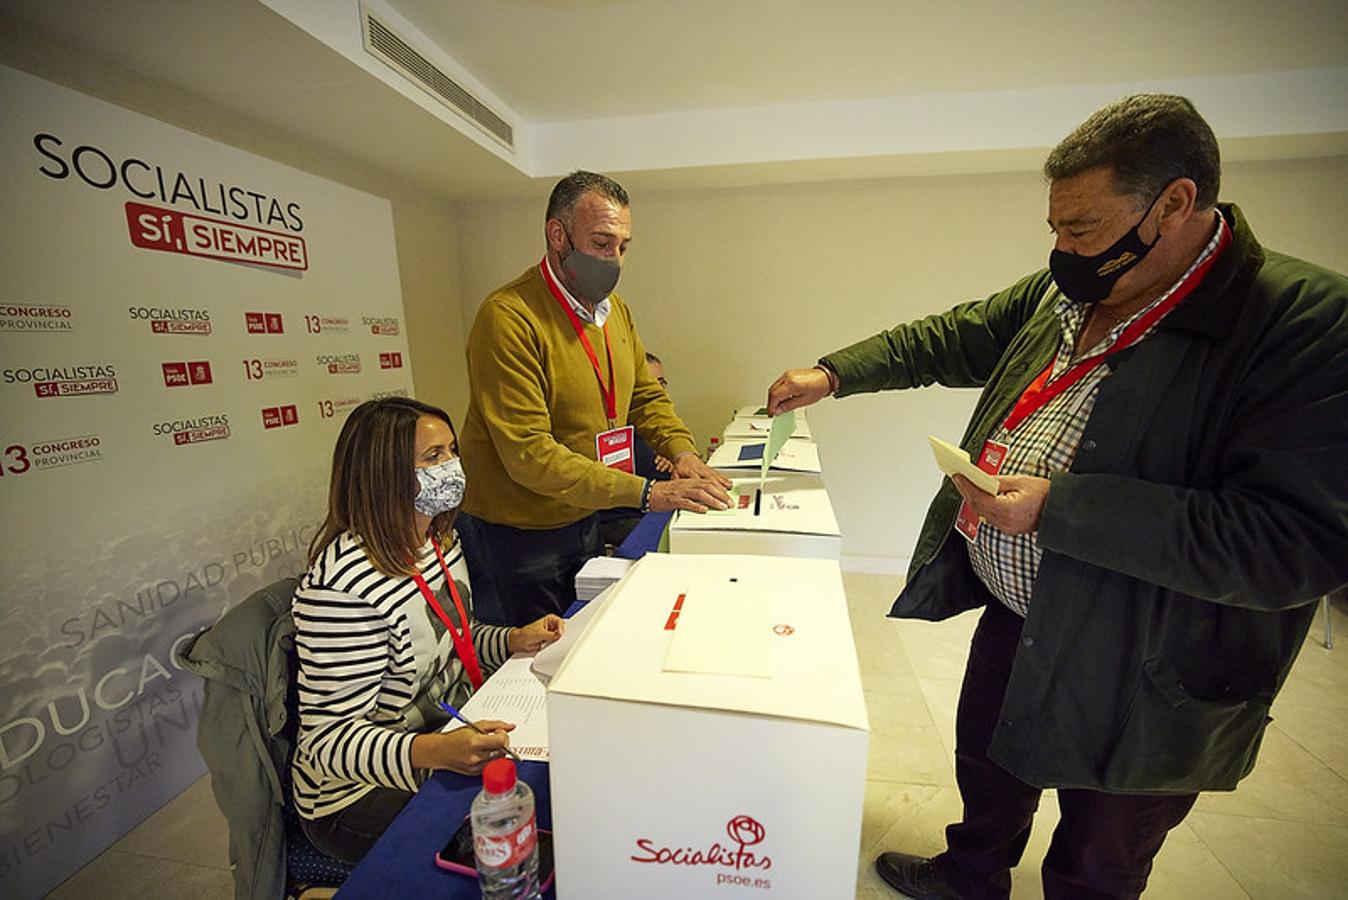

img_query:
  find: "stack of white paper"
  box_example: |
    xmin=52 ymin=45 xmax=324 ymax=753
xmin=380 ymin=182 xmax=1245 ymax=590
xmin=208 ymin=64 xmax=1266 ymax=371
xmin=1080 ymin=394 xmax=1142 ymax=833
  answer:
xmin=574 ymin=555 xmax=634 ymax=601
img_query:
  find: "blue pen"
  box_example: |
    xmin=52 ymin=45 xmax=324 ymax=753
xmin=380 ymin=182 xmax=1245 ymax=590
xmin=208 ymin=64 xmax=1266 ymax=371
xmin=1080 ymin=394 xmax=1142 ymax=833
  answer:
xmin=438 ymin=701 xmax=521 ymax=763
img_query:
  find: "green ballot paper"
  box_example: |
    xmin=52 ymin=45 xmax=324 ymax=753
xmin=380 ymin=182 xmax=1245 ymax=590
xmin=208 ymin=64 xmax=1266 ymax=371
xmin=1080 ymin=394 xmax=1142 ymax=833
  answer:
xmin=760 ymin=410 xmax=797 ymax=485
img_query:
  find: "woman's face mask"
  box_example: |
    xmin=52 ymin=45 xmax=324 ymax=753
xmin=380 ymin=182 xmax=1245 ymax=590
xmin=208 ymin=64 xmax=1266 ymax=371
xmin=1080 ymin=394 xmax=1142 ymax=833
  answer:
xmin=414 ymin=457 xmax=466 ymax=517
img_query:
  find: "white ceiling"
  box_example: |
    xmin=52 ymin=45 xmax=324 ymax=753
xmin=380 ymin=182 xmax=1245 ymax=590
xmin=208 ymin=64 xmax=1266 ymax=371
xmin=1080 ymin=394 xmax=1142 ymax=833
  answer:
xmin=391 ymin=0 xmax=1348 ymax=122
xmin=3 ymin=0 xmax=1346 ymax=201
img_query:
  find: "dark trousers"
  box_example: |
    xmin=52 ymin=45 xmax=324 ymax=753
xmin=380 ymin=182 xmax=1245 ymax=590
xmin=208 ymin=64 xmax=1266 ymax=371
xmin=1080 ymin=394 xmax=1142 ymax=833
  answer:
xmin=469 ymin=513 xmax=603 ymax=626
xmin=300 ymin=786 xmax=412 ymax=866
xmin=933 ymin=600 xmax=1197 ymax=900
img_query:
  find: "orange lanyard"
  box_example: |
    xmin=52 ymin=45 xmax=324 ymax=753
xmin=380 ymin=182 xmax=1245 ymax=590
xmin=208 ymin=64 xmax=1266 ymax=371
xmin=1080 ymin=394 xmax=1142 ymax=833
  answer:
xmin=411 ymin=539 xmax=483 ymax=691
xmin=540 ymin=257 xmax=618 ymax=427
xmin=1002 ymin=219 xmax=1230 ymax=433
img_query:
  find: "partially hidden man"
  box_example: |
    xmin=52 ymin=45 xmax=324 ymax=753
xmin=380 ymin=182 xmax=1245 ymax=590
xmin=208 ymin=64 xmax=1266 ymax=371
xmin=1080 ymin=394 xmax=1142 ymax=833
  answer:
xmin=768 ymin=94 xmax=1348 ymax=900
xmin=461 ymin=171 xmax=730 ymax=625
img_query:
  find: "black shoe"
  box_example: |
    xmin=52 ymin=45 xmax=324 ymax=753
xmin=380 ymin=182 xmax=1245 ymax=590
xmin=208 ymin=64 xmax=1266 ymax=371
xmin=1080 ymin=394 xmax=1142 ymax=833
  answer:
xmin=874 ymin=851 xmax=960 ymax=899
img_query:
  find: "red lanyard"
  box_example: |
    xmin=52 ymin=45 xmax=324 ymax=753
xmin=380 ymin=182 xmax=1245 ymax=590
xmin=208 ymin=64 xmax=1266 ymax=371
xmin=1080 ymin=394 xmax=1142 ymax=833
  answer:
xmin=411 ymin=538 xmax=484 ymax=691
xmin=1002 ymin=220 xmax=1231 ymax=434
xmin=540 ymin=258 xmax=618 ymax=427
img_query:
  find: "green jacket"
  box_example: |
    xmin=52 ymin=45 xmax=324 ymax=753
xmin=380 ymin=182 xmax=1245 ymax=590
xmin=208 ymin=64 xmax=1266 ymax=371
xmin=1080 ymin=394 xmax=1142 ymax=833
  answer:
xmin=177 ymin=579 xmax=298 ymax=900
xmin=822 ymin=205 xmax=1348 ymax=793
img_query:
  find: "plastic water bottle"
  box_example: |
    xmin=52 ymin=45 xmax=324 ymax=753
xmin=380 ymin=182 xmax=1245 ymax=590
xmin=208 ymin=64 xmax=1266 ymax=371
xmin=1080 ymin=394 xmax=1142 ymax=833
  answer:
xmin=471 ymin=758 xmax=541 ymax=899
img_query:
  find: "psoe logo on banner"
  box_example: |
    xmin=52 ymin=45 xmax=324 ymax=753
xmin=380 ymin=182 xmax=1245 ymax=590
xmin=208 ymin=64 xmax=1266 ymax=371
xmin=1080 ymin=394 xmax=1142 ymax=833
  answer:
xmin=363 ymin=316 xmax=401 ymax=336
xmin=262 ymin=404 xmax=300 ymax=430
xmin=379 ymin=352 xmax=404 ymax=370
xmin=125 ymin=201 xmax=308 ymax=272
xmin=5 ymin=364 xmax=118 ymax=398
xmin=153 ymin=414 xmax=231 ymax=446
xmin=0 ymin=434 xmax=104 ymax=477
xmin=129 ymin=305 xmax=211 ymax=335
xmin=317 ymin=353 xmax=362 ymax=375
xmin=630 ymin=814 xmax=773 ymax=890
xmin=0 ymin=303 xmax=74 ymax=333
xmin=245 ymin=311 xmax=284 ymax=334
xmin=162 ymin=360 xmax=213 ymax=387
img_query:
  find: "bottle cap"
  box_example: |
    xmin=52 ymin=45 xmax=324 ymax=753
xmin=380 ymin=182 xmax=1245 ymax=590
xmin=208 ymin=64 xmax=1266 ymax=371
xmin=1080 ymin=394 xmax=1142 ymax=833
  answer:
xmin=482 ymin=758 xmax=517 ymax=794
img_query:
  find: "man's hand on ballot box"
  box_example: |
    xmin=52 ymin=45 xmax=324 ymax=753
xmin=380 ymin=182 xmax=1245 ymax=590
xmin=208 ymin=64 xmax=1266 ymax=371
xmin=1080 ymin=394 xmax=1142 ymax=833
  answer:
xmin=649 ymin=477 xmax=732 ymax=513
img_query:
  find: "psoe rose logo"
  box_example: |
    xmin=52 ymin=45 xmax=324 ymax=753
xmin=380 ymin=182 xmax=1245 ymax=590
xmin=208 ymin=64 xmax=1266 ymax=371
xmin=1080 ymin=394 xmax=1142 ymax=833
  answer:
xmin=630 ymin=814 xmax=773 ymax=886
xmin=244 ymin=311 xmax=284 ymax=334
xmin=162 ymin=360 xmax=213 ymax=387
xmin=262 ymin=404 xmax=300 ymax=430
xmin=4 ymin=364 xmax=117 ymax=398
xmin=378 ymin=351 xmax=404 ymax=370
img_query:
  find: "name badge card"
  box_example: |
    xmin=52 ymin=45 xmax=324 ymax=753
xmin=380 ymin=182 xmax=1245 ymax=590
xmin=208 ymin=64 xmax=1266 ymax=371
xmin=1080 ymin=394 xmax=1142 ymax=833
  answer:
xmin=596 ymin=425 xmax=635 ymax=474
xmin=954 ymin=439 xmax=1009 ymax=542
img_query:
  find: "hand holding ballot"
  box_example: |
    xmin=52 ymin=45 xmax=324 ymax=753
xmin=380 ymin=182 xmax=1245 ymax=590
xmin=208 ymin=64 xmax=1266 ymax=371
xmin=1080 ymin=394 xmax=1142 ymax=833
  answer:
xmin=950 ymin=472 xmax=1049 ymax=535
xmin=766 ymin=366 xmax=835 ymax=415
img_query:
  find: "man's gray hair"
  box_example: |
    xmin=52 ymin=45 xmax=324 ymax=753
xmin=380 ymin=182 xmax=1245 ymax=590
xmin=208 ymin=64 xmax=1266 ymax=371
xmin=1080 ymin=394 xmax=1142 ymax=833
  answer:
xmin=1044 ymin=94 xmax=1221 ymax=209
xmin=546 ymin=170 xmax=630 ymax=224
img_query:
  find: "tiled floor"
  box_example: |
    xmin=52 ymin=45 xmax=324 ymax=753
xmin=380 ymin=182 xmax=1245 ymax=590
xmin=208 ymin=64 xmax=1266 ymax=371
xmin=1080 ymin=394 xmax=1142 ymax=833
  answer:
xmin=47 ymin=577 xmax=1348 ymax=899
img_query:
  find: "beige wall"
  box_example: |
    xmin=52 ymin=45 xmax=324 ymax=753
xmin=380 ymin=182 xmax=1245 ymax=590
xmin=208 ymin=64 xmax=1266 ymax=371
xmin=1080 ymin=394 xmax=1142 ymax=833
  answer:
xmin=0 ymin=20 xmax=471 ymax=420
xmin=460 ymin=157 xmax=1348 ymax=567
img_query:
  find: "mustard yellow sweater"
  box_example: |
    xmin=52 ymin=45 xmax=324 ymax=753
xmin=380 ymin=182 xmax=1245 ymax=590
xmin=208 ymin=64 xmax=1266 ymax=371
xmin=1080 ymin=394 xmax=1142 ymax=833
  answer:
xmin=461 ymin=263 xmax=697 ymax=529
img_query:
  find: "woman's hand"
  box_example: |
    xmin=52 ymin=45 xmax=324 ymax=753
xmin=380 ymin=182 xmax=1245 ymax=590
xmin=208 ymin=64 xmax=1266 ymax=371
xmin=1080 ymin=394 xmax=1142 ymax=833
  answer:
xmin=411 ymin=721 xmax=515 ymax=775
xmin=508 ymin=615 xmax=565 ymax=654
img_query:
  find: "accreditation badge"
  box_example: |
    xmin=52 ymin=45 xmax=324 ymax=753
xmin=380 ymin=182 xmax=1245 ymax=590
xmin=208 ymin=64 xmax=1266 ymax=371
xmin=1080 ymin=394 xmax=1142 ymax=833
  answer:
xmin=596 ymin=425 xmax=635 ymax=474
xmin=954 ymin=439 xmax=1009 ymax=542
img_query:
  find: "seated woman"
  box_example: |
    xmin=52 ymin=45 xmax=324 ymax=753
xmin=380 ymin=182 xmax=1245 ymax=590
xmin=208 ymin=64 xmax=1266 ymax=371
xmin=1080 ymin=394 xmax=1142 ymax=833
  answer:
xmin=292 ymin=397 xmax=563 ymax=864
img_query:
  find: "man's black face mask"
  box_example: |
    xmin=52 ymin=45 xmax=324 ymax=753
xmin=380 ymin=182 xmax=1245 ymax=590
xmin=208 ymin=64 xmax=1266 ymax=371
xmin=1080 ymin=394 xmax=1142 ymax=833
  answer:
xmin=1050 ymin=191 xmax=1164 ymax=304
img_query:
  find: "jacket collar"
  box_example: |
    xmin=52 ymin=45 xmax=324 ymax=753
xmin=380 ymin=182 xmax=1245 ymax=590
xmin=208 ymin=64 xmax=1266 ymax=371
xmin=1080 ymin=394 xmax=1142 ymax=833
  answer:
xmin=1158 ymin=203 xmax=1266 ymax=339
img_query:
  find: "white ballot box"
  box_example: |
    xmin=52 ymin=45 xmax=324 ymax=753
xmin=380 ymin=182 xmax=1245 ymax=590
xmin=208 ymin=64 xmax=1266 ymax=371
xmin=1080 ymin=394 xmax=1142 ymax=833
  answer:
xmin=668 ymin=474 xmax=841 ymax=560
xmin=548 ymin=554 xmax=869 ymax=900
xmin=708 ymin=438 xmax=822 ymax=476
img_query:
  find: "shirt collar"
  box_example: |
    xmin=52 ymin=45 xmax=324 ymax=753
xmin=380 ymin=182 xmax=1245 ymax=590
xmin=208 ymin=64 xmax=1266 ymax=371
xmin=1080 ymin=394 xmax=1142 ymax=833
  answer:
xmin=544 ymin=255 xmax=611 ymax=327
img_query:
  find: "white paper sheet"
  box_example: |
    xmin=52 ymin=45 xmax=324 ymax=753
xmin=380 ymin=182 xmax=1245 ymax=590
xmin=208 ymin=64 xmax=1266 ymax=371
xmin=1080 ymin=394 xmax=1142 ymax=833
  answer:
xmin=443 ymin=655 xmax=550 ymax=760
xmin=662 ymin=577 xmax=773 ymax=679
xmin=927 ymin=435 xmax=1000 ymax=494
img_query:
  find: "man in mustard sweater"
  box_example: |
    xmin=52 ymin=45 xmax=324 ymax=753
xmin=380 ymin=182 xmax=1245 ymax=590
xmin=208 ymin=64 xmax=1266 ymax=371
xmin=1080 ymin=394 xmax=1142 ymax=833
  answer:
xmin=461 ymin=171 xmax=731 ymax=624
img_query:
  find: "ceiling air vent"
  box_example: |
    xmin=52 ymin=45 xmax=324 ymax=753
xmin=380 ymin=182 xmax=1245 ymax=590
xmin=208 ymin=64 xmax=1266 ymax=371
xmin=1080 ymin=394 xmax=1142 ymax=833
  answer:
xmin=361 ymin=7 xmax=514 ymax=150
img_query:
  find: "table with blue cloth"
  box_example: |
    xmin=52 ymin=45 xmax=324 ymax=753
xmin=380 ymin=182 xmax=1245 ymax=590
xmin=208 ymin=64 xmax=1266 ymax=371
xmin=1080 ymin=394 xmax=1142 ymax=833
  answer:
xmin=336 ymin=511 xmax=670 ymax=898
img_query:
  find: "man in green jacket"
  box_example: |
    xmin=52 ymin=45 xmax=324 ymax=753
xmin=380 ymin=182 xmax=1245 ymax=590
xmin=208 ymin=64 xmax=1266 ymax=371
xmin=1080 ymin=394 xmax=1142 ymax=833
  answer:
xmin=768 ymin=94 xmax=1347 ymax=899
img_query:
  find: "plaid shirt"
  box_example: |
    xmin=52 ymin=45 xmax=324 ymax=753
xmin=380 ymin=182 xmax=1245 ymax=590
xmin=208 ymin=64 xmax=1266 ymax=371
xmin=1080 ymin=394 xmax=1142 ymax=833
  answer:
xmin=968 ymin=220 xmax=1227 ymax=616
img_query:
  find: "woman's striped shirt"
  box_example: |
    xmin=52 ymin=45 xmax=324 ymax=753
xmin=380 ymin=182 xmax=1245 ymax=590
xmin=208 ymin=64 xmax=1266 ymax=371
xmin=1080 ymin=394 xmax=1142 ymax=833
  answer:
xmin=291 ymin=530 xmax=512 ymax=819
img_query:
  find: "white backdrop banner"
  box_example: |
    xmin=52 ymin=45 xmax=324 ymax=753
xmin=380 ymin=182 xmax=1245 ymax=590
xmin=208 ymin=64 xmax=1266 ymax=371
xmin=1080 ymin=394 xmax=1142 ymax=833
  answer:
xmin=0 ymin=65 xmax=414 ymax=898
